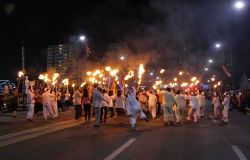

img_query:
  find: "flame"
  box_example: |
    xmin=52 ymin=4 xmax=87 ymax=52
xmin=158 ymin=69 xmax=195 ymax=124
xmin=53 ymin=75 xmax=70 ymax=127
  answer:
xmin=105 ymin=66 xmax=111 ymax=72
xmin=81 ymin=82 xmax=86 ymax=87
xmin=86 ymin=71 xmax=92 ymax=76
xmin=110 ymin=69 xmax=119 ymax=77
xmin=62 ymin=79 xmax=69 ymax=85
xmin=160 ymin=69 xmax=165 ymax=74
xmin=124 ymin=70 xmax=134 ymax=80
xmin=18 ymin=71 xmax=24 ymax=78
xmin=191 ymin=77 xmax=197 ymax=82
xmin=39 ymin=74 xmax=45 ymax=80
xmin=138 ymin=64 xmax=145 ymax=85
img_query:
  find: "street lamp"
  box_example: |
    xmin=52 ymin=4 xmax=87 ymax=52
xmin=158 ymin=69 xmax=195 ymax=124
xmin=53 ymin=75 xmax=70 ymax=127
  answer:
xmin=79 ymin=35 xmax=86 ymax=41
xmin=208 ymin=59 xmax=213 ymax=63
xmin=215 ymin=43 xmax=221 ymax=49
xmin=234 ymin=1 xmax=245 ymax=10
xmin=205 ymin=68 xmax=208 ymax=71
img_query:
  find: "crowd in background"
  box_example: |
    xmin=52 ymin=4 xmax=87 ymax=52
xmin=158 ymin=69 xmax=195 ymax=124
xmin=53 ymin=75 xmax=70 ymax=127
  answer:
xmin=1 ymin=82 xmax=250 ymax=131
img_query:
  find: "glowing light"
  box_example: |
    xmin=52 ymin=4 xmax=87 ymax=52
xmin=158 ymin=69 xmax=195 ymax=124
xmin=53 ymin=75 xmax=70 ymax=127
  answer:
xmin=79 ymin=35 xmax=86 ymax=41
xmin=215 ymin=43 xmax=221 ymax=48
xmin=93 ymin=70 xmax=101 ymax=77
xmin=181 ymin=82 xmax=188 ymax=87
xmin=179 ymin=71 xmax=183 ymax=76
xmin=174 ymin=78 xmax=177 ymax=81
xmin=214 ymin=84 xmax=218 ymax=89
xmin=39 ymin=74 xmax=45 ymax=80
xmin=205 ymin=68 xmax=208 ymax=71
xmin=110 ymin=69 xmax=119 ymax=77
xmin=124 ymin=70 xmax=134 ymax=80
xmin=160 ymin=69 xmax=165 ymax=74
xmin=211 ymin=77 xmax=215 ymax=82
xmin=138 ymin=64 xmax=145 ymax=85
xmin=191 ymin=77 xmax=197 ymax=82
xmin=18 ymin=71 xmax=24 ymax=78
xmin=234 ymin=1 xmax=245 ymax=10
xmin=72 ymin=83 xmax=75 ymax=88
xmin=208 ymin=59 xmax=213 ymax=63
xmin=86 ymin=71 xmax=92 ymax=76
xmin=105 ymin=66 xmax=111 ymax=72
xmin=120 ymin=56 xmax=125 ymax=60
xmin=62 ymin=79 xmax=69 ymax=86
xmin=125 ymin=84 xmax=128 ymax=88
xmin=150 ymin=72 xmax=154 ymax=76
xmin=155 ymin=80 xmax=162 ymax=85
xmin=80 ymin=82 xmax=86 ymax=87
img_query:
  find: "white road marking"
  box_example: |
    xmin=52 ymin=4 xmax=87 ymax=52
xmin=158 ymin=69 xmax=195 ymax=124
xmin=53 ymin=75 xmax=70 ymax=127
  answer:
xmin=104 ymin=138 xmax=136 ymax=160
xmin=231 ymin=145 xmax=248 ymax=160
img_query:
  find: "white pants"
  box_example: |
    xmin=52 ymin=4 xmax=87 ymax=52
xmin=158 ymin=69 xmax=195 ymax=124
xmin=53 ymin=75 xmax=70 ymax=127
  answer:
xmin=43 ymin=104 xmax=55 ymax=120
xmin=27 ymin=104 xmax=34 ymax=119
xmin=214 ymin=105 xmax=220 ymax=118
xmin=175 ymin=107 xmax=183 ymax=123
xmin=129 ymin=110 xmax=146 ymax=128
xmin=149 ymin=103 xmax=157 ymax=119
xmin=52 ymin=102 xmax=58 ymax=118
xmin=200 ymin=106 xmax=205 ymax=117
xmin=222 ymin=106 xmax=229 ymax=123
xmin=187 ymin=107 xmax=197 ymax=122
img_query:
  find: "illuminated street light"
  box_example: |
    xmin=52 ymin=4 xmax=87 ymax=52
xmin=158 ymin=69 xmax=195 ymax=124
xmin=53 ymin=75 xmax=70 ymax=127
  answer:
xmin=215 ymin=43 xmax=221 ymax=48
xmin=211 ymin=77 xmax=215 ymax=81
xmin=205 ymin=68 xmax=208 ymax=71
xmin=150 ymin=72 xmax=154 ymax=76
xmin=234 ymin=1 xmax=245 ymax=10
xmin=79 ymin=35 xmax=86 ymax=41
xmin=120 ymin=56 xmax=125 ymax=60
xmin=208 ymin=59 xmax=213 ymax=63
xmin=179 ymin=71 xmax=183 ymax=76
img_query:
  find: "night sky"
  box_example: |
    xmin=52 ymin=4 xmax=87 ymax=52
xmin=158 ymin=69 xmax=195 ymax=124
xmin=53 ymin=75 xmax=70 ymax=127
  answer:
xmin=0 ymin=0 xmax=250 ymax=83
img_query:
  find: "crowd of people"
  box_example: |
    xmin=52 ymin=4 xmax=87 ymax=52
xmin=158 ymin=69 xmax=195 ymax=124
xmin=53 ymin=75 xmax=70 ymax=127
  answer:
xmin=0 ymin=82 xmax=249 ymax=131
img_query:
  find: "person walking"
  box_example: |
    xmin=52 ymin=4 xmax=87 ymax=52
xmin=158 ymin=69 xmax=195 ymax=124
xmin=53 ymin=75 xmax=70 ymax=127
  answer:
xmin=108 ymin=90 xmax=115 ymax=118
xmin=162 ymin=88 xmax=176 ymax=126
xmin=222 ymin=92 xmax=230 ymax=124
xmin=82 ymin=88 xmax=91 ymax=124
xmin=64 ymin=90 xmax=71 ymax=110
xmin=92 ymin=84 xmax=105 ymax=127
xmin=100 ymin=89 xmax=109 ymax=123
xmin=126 ymin=86 xmax=149 ymax=132
xmin=212 ymin=92 xmax=221 ymax=118
xmin=42 ymin=88 xmax=55 ymax=120
xmin=146 ymin=90 xmax=157 ymax=119
xmin=186 ymin=92 xmax=198 ymax=123
xmin=50 ymin=91 xmax=58 ymax=118
xmin=73 ymin=86 xmax=82 ymax=120
xmin=26 ymin=86 xmax=35 ymax=122
xmin=174 ymin=90 xmax=185 ymax=125
xmin=115 ymin=90 xmax=126 ymax=118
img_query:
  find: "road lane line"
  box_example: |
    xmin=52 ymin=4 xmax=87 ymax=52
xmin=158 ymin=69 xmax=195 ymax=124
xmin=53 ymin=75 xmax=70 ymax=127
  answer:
xmin=0 ymin=119 xmax=76 ymax=141
xmin=0 ymin=121 xmax=83 ymax=148
xmin=104 ymin=138 xmax=136 ymax=160
xmin=231 ymin=145 xmax=248 ymax=160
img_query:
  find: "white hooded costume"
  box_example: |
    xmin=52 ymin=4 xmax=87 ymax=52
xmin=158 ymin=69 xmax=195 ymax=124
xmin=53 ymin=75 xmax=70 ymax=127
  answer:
xmin=222 ymin=93 xmax=230 ymax=123
xmin=126 ymin=87 xmax=146 ymax=129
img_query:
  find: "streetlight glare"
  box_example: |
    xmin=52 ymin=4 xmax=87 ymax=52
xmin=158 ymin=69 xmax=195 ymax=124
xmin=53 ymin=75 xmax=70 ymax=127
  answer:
xmin=79 ymin=35 xmax=86 ymax=41
xmin=208 ymin=59 xmax=213 ymax=63
xmin=234 ymin=1 xmax=245 ymax=10
xmin=120 ymin=56 xmax=125 ymax=60
xmin=215 ymin=43 xmax=221 ymax=48
xmin=205 ymin=68 xmax=208 ymax=71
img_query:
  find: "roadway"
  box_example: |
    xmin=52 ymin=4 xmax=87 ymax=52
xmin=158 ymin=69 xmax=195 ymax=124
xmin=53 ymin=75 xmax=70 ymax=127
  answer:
xmin=0 ymin=109 xmax=249 ymax=160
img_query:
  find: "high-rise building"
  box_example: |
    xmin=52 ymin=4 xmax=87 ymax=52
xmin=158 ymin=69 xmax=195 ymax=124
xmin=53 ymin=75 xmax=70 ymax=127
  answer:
xmin=47 ymin=36 xmax=81 ymax=81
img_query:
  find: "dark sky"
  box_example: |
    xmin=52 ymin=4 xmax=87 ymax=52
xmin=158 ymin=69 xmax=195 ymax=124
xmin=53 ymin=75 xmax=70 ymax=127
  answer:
xmin=0 ymin=0 xmax=250 ymax=83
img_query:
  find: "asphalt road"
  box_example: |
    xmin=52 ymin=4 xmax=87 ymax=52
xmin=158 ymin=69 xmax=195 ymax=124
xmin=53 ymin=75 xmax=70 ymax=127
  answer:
xmin=0 ymin=109 xmax=249 ymax=160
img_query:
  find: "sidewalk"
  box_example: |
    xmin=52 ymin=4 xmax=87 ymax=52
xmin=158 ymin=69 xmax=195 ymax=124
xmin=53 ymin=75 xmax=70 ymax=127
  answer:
xmin=0 ymin=107 xmax=76 ymax=136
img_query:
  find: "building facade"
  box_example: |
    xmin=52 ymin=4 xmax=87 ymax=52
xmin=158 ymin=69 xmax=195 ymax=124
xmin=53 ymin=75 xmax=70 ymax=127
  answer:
xmin=47 ymin=36 xmax=82 ymax=81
